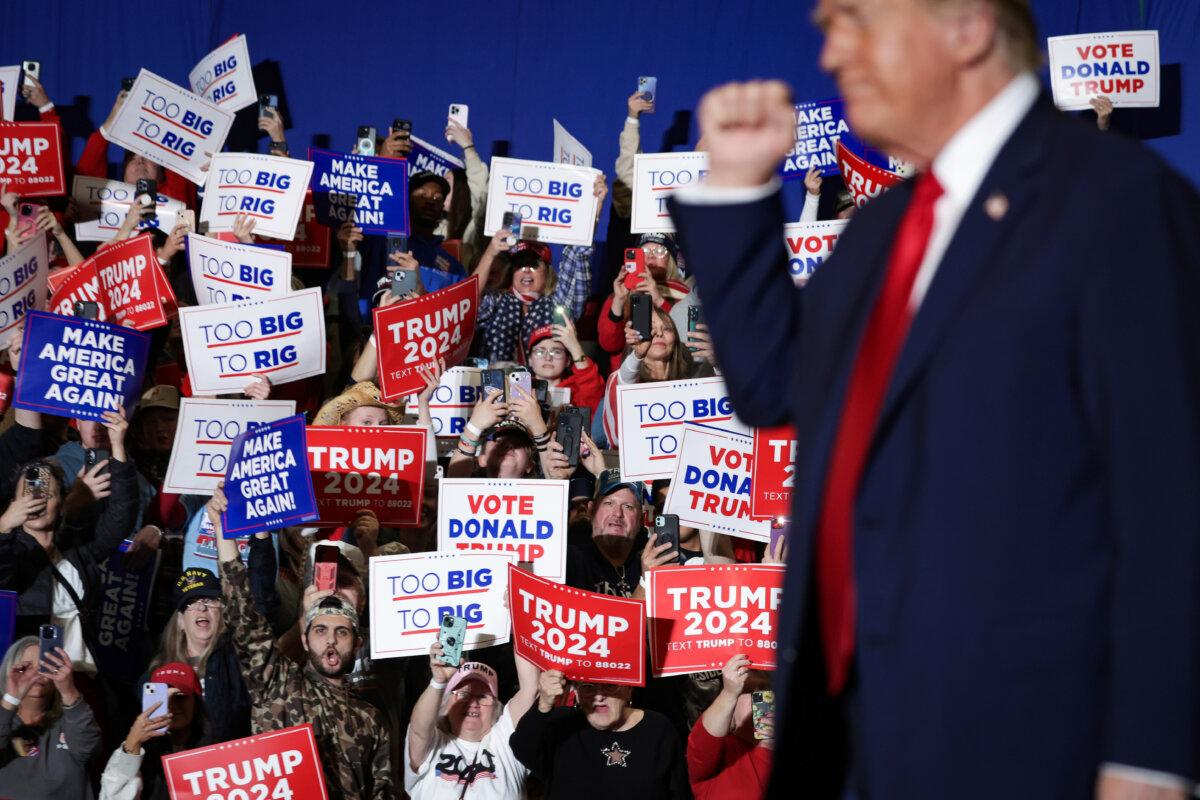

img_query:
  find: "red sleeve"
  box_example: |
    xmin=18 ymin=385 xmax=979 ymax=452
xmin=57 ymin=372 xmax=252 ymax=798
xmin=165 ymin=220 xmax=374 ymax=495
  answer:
xmin=38 ymin=108 xmax=70 ymax=176
xmin=597 ymin=294 xmax=627 ymax=354
xmin=686 ymin=722 xmax=729 ymax=799
xmin=159 ymin=168 xmax=196 ymax=208
xmin=562 ymin=358 xmax=604 ymax=413
xmin=76 ymin=130 xmax=109 ymax=179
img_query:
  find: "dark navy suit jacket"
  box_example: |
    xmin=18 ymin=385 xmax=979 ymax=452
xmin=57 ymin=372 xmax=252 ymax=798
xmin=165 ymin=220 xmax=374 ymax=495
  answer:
xmin=669 ymin=96 xmax=1200 ymax=798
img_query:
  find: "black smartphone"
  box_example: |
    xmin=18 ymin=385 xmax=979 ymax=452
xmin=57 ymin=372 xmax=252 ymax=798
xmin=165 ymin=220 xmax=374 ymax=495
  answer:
xmin=687 ymin=304 xmax=704 ymax=354
xmin=654 ymin=514 xmax=683 ymax=564
xmin=258 ymin=93 xmax=279 ymax=118
xmin=533 ymin=378 xmax=549 ymax=405
xmin=387 ymin=234 xmax=409 ymax=260
xmin=481 ymin=368 xmax=507 ymax=402
xmin=121 ymin=76 xmax=135 ymax=92
xmin=84 ymin=447 xmax=111 ymax=476
xmin=391 ymin=118 xmax=412 ymax=135
xmin=555 ymin=407 xmax=584 ymax=468
xmin=630 ymin=292 xmax=653 ymax=342
xmin=356 ymin=125 xmax=376 ymax=156
xmin=73 ymin=301 xmax=100 ymax=320
xmin=390 ymin=270 xmax=419 ymax=298
xmin=38 ymin=624 xmax=62 ymax=673
xmin=135 ymin=178 xmax=157 ymax=221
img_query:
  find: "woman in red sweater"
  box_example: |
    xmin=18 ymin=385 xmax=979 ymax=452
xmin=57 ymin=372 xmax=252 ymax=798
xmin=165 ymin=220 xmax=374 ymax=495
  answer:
xmin=687 ymin=654 xmax=773 ymax=800
xmin=596 ymin=233 xmax=691 ymax=372
xmin=526 ymin=318 xmax=604 ymax=413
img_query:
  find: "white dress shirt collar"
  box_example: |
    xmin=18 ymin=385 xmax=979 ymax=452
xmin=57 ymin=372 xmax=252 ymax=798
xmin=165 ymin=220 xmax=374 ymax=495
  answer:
xmin=930 ymin=72 xmax=1041 ymax=210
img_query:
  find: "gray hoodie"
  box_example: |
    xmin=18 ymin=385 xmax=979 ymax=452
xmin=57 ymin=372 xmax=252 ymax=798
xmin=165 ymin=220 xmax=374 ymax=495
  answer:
xmin=0 ymin=699 xmax=101 ymax=800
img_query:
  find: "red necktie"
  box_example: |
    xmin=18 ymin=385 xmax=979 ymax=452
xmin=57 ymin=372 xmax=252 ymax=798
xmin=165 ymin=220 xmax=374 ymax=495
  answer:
xmin=815 ymin=172 xmax=944 ymax=694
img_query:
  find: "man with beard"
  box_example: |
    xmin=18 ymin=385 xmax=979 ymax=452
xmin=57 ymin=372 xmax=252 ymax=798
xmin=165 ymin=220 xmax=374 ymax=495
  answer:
xmin=565 ymin=468 xmax=646 ymax=598
xmin=210 ymin=483 xmax=392 ymax=799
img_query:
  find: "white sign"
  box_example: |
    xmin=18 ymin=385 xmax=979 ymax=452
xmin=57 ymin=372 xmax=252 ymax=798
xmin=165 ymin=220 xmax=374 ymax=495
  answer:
xmin=188 ymin=34 xmax=258 ymax=113
xmin=105 ymin=69 xmax=234 ymax=185
xmin=782 ymin=219 xmax=849 ymax=286
xmin=186 ymin=233 xmax=293 ymax=305
xmin=616 ymin=376 xmax=749 ymax=481
xmin=178 ymin=287 xmax=326 ymax=394
xmin=163 ymin=398 xmax=296 ymax=495
xmin=437 ymin=478 xmax=569 ymax=582
xmin=0 ymin=67 xmax=19 ymax=122
xmin=369 ymin=551 xmax=514 ymax=660
xmin=0 ymin=234 xmax=47 ymax=348
xmin=1047 ymin=30 xmax=1160 ymax=110
xmin=483 ymin=157 xmax=600 ymax=247
xmin=72 ymin=176 xmax=184 ymax=242
xmin=552 ymin=119 xmax=592 ymax=168
xmin=631 ymin=151 xmax=709 ymax=234
xmin=664 ymin=424 xmax=770 ymax=542
xmin=201 ymin=152 xmax=313 ymax=240
xmin=403 ymin=366 xmax=482 ymax=438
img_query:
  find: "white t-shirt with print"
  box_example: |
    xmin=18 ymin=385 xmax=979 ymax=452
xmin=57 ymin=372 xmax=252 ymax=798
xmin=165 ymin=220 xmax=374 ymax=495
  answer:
xmin=405 ymin=703 xmax=529 ymax=799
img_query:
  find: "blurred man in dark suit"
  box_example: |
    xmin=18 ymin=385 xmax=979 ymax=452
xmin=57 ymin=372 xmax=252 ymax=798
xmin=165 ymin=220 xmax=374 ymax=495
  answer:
xmin=669 ymin=1 xmax=1200 ymax=798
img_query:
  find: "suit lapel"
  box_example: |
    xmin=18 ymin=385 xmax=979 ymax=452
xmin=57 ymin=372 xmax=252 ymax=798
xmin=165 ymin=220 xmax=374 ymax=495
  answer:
xmin=794 ymin=181 xmax=914 ymax=538
xmin=875 ymin=97 xmax=1057 ymax=434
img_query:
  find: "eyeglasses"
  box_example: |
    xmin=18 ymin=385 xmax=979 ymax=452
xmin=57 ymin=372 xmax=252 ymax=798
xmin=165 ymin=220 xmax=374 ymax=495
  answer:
xmin=531 ymin=347 xmax=567 ymax=359
xmin=642 ymin=245 xmax=670 ymax=257
xmin=184 ymin=599 xmax=224 ymax=612
xmin=449 ymin=689 xmax=495 ymax=705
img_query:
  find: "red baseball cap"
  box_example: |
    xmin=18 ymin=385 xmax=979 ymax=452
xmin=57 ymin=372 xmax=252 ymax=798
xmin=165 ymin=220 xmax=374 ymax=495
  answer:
xmin=150 ymin=662 xmax=201 ymax=696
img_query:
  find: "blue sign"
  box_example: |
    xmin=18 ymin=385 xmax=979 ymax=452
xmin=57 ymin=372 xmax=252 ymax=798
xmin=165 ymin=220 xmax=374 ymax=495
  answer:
xmin=15 ymin=311 xmax=151 ymax=420
xmin=91 ymin=546 xmax=158 ymax=681
xmin=182 ymin=507 xmax=269 ymax=572
xmin=783 ymin=98 xmax=851 ymax=179
xmin=782 ymin=98 xmax=906 ymax=180
xmin=408 ymin=136 xmax=463 ymax=181
xmin=221 ymin=414 xmax=317 ymax=537
xmin=0 ymin=591 xmax=16 ymax=657
xmin=309 ymin=148 xmax=409 ymax=236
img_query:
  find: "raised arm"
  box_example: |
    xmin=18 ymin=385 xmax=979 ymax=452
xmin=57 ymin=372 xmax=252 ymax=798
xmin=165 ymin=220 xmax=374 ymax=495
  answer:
xmin=667 ymin=82 xmax=801 ymax=426
xmin=406 ymin=641 xmax=459 ymax=770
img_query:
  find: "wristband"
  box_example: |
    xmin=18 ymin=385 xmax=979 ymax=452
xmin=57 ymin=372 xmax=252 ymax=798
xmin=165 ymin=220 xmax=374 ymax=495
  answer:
xmin=573 ymin=355 xmax=588 ymax=366
xmin=459 ymin=434 xmax=480 ymax=448
xmin=626 ymin=116 xmax=640 ymax=126
xmin=2 ymin=692 xmax=20 ymax=707
xmin=465 ymin=421 xmax=482 ymax=437
xmin=457 ymin=446 xmax=476 ymax=458
xmin=429 ymin=678 xmax=447 ymax=690
xmin=463 ymin=144 xmax=476 ymax=151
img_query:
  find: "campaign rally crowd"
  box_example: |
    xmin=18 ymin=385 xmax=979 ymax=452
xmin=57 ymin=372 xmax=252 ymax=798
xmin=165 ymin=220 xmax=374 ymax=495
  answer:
xmin=0 ymin=42 xmax=817 ymax=800
xmin=0 ymin=8 xmax=1145 ymax=797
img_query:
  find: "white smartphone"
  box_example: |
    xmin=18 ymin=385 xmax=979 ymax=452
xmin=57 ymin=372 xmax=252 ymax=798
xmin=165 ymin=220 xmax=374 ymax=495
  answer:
xmin=448 ymin=103 xmax=469 ymax=132
xmin=22 ymin=60 xmax=40 ymax=87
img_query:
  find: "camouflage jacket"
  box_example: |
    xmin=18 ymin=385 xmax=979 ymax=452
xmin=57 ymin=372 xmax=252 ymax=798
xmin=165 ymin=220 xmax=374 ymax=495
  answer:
xmin=221 ymin=559 xmax=392 ymax=799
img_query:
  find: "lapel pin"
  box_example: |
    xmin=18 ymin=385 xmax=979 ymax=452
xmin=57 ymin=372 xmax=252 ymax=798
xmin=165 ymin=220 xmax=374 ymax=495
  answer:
xmin=984 ymin=190 xmax=1009 ymax=221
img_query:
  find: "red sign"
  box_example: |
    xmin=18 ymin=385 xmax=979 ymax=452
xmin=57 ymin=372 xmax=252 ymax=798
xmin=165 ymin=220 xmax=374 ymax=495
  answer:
xmin=646 ymin=564 xmax=785 ymax=677
xmin=0 ymin=122 xmax=65 ymax=197
xmin=266 ymin=190 xmax=332 ymax=267
xmin=509 ymin=564 xmax=645 ymax=686
xmin=306 ymin=425 xmax=428 ymax=526
xmin=48 ymin=236 xmax=174 ymax=330
xmin=837 ymin=140 xmax=902 ymax=209
xmin=750 ymin=425 xmax=797 ymax=519
xmin=160 ymin=723 xmax=328 ymax=800
xmin=374 ymin=275 xmax=479 ymax=402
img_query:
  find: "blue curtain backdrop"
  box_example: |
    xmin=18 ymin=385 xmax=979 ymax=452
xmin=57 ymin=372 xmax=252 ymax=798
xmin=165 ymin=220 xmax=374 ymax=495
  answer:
xmin=5 ymin=0 xmax=1198 ymax=200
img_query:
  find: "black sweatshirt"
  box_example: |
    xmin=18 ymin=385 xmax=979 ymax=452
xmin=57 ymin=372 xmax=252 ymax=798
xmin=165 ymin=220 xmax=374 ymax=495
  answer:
xmin=510 ymin=705 xmax=691 ymax=800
